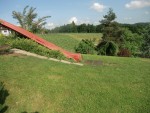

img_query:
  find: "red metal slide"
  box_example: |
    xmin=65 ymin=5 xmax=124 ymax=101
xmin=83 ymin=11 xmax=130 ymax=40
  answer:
xmin=0 ymin=19 xmax=82 ymax=61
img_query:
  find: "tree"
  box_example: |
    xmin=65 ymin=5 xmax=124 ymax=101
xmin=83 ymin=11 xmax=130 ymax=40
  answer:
xmin=100 ymin=8 xmax=123 ymax=45
xmin=87 ymin=24 xmax=96 ymax=33
xmin=70 ymin=21 xmax=78 ymax=33
xmin=77 ymin=24 xmax=87 ymax=33
xmin=95 ymin=24 xmax=102 ymax=33
xmin=121 ymin=28 xmax=142 ymax=56
xmin=97 ymin=8 xmax=123 ymax=56
xmin=12 ymin=6 xmax=50 ymax=33
xmin=141 ymin=25 xmax=150 ymax=58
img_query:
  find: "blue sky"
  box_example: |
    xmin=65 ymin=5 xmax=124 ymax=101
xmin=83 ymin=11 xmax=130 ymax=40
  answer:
xmin=0 ymin=0 xmax=150 ymax=29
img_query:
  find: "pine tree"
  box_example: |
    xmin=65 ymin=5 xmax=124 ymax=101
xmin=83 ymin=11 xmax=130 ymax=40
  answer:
xmin=97 ymin=8 xmax=123 ymax=56
xmin=100 ymin=8 xmax=123 ymax=45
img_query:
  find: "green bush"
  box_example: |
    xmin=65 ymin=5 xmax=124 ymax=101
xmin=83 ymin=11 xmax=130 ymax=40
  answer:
xmin=121 ymin=28 xmax=143 ymax=56
xmin=97 ymin=41 xmax=118 ymax=56
xmin=10 ymin=38 xmax=65 ymax=59
xmin=0 ymin=34 xmax=15 ymax=46
xmin=0 ymin=33 xmax=4 ymax=38
xmin=75 ymin=39 xmax=96 ymax=54
xmin=0 ymin=34 xmax=7 ymax=46
xmin=0 ymin=35 xmax=66 ymax=60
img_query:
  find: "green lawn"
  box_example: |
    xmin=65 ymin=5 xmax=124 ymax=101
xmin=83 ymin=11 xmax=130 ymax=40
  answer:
xmin=38 ymin=33 xmax=101 ymax=52
xmin=0 ymin=54 xmax=150 ymax=113
xmin=62 ymin=33 xmax=102 ymax=42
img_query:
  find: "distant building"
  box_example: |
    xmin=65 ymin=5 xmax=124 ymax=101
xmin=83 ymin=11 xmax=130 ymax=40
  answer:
xmin=0 ymin=25 xmax=11 ymax=36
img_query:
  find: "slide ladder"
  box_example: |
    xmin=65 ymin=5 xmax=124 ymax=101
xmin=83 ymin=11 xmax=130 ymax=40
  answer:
xmin=0 ymin=19 xmax=81 ymax=61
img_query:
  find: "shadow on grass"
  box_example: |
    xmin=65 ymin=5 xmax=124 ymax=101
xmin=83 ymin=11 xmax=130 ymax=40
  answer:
xmin=0 ymin=82 xmax=9 ymax=113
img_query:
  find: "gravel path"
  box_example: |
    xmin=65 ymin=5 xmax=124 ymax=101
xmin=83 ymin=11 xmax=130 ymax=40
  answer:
xmin=11 ymin=49 xmax=83 ymax=66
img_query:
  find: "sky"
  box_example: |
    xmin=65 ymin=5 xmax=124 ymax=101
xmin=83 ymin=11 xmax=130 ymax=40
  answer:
xmin=0 ymin=0 xmax=150 ymax=29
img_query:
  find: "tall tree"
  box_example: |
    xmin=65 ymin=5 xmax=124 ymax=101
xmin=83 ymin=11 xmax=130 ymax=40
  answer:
xmin=12 ymin=6 xmax=50 ymax=33
xmin=97 ymin=8 xmax=123 ymax=56
xmin=100 ymin=8 xmax=123 ymax=45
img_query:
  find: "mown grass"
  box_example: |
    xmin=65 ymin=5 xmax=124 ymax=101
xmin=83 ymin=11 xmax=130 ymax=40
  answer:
xmin=0 ymin=54 xmax=150 ymax=113
xmin=38 ymin=33 xmax=79 ymax=52
xmin=63 ymin=33 xmax=102 ymax=42
xmin=38 ymin=33 xmax=101 ymax=52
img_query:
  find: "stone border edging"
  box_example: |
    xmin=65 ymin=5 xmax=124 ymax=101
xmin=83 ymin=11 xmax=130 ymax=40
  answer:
xmin=11 ymin=49 xmax=83 ymax=66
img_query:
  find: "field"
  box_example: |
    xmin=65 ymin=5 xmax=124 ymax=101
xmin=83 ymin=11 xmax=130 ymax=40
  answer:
xmin=38 ymin=33 xmax=102 ymax=52
xmin=0 ymin=33 xmax=150 ymax=113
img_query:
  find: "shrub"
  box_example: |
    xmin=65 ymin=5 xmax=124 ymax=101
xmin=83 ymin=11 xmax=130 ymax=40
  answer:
xmin=0 ymin=35 xmax=66 ymax=60
xmin=10 ymin=38 xmax=65 ymax=59
xmin=97 ymin=41 xmax=118 ymax=56
xmin=0 ymin=34 xmax=15 ymax=46
xmin=75 ymin=39 xmax=96 ymax=54
xmin=121 ymin=28 xmax=143 ymax=56
xmin=0 ymin=33 xmax=4 ymax=38
xmin=117 ymin=48 xmax=131 ymax=57
xmin=0 ymin=34 xmax=7 ymax=46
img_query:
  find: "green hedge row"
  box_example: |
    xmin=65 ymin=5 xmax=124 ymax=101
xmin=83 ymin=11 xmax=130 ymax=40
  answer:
xmin=0 ymin=35 xmax=65 ymax=59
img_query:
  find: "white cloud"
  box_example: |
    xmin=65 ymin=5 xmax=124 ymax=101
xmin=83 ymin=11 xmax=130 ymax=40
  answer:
xmin=47 ymin=22 xmax=55 ymax=29
xmin=91 ymin=2 xmax=106 ymax=12
xmin=125 ymin=0 xmax=150 ymax=9
xmin=69 ymin=17 xmax=78 ymax=23
xmin=77 ymin=17 xmax=91 ymax=24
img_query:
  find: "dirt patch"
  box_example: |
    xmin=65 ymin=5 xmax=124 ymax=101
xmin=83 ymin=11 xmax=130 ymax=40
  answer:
xmin=84 ymin=60 xmax=103 ymax=66
xmin=84 ymin=60 xmax=118 ymax=67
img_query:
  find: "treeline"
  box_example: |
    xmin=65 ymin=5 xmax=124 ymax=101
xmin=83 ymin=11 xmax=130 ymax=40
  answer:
xmin=49 ymin=22 xmax=150 ymax=33
xmin=121 ymin=22 xmax=150 ymax=35
xmin=50 ymin=22 xmax=102 ymax=33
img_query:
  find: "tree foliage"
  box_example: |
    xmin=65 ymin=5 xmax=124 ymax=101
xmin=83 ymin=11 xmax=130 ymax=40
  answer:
xmin=121 ymin=28 xmax=142 ymax=56
xmin=100 ymin=8 xmax=124 ymax=45
xmin=97 ymin=41 xmax=118 ymax=56
xmin=97 ymin=8 xmax=122 ymax=56
xmin=141 ymin=25 xmax=150 ymax=58
xmin=75 ymin=39 xmax=96 ymax=54
xmin=12 ymin=5 xmax=50 ymax=33
xmin=50 ymin=23 xmax=100 ymax=33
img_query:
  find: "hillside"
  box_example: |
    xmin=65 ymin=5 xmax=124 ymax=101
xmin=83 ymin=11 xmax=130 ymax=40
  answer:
xmin=38 ymin=33 xmax=102 ymax=52
xmin=0 ymin=54 xmax=150 ymax=113
xmin=0 ymin=33 xmax=150 ymax=113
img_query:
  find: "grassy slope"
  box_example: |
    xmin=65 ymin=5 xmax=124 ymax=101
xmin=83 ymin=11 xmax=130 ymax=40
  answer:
xmin=0 ymin=54 xmax=150 ymax=113
xmin=38 ymin=33 xmax=101 ymax=52
xmin=62 ymin=33 xmax=102 ymax=42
